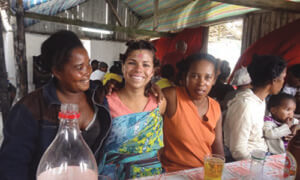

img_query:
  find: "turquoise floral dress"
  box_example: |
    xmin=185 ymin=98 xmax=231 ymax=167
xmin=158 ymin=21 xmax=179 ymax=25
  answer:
xmin=98 ymin=107 xmax=163 ymax=179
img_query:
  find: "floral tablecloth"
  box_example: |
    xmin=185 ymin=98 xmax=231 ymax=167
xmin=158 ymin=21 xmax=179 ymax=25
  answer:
xmin=134 ymin=154 xmax=286 ymax=180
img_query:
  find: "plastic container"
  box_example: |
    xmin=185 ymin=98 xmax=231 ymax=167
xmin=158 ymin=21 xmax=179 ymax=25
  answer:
xmin=36 ymin=104 xmax=98 ymax=180
xmin=249 ymin=149 xmax=266 ymax=179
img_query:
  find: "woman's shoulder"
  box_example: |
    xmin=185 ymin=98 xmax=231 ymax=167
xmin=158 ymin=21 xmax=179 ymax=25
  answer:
xmin=207 ymin=97 xmax=221 ymax=116
xmin=162 ymin=86 xmax=177 ymax=99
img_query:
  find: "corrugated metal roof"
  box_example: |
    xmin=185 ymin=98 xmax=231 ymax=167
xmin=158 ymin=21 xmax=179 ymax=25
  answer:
xmin=11 ymin=0 xmax=87 ymax=26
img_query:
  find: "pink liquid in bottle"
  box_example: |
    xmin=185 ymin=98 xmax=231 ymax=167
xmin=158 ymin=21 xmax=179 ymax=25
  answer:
xmin=37 ymin=166 xmax=98 ymax=180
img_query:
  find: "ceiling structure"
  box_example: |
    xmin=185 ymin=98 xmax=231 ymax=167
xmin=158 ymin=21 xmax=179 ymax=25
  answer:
xmin=7 ymin=0 xmax=300 ymax=39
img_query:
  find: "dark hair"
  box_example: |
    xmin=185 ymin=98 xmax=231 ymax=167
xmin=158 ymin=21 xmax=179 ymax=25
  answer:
xmin=218 ymin=60 xmax=231 ymax=82
xmin=161 ymin=64 xmax=175 ymax=79
xmin=40 ymin=30 xmax=83 ymax=73
xmin=183 ymin=53 xmax=218 ymax=77
xmin=247 ymin=55 xmax=286 ymax=87
xmin=267 ymin=93 xmax=296 ymax=111
xmin=120 ymin=40 xmax=160 ymax=68
xmin=120 ymin=40 xmax=160 ymax=96
xmin=288 ymin=64 xmax=300 ymax=78
xmin=99 ymin=62 xmax=108 ymax=68
xmin=91 ymin=60 xmax=99 ymax=67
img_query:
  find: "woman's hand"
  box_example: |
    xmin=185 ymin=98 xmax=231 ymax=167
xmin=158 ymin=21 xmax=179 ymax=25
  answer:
xmin=150 ymin=83 xmax=164 ymax=104
xmin=105 ymin=79 xmax=122 ymax=95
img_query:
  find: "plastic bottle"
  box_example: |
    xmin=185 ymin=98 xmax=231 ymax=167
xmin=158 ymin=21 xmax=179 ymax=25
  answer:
xmin=249 ymin=149 xmax=266 ymax=179
xmin=36 ymin=104 xmax=98 ymax=180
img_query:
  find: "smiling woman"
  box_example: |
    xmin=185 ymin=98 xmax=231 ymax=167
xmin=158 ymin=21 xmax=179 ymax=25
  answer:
xmin=0 ymin=30 xmax=112 ymax=180
xmin=99 ymin=40 xmax=166 ymax=180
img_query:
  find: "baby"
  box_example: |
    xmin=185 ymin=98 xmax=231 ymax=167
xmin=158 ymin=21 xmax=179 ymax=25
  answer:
xmin=264 ymin=93 xmax=299 ymax=154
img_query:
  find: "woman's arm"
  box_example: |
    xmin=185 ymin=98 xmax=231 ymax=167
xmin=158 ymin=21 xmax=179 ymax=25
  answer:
xmin=0 ymin=104 xmax=39 ymax=180
xmin=162 ymin=87 xmax=177 ymax=118
xmin=212 ymin=116 xmax=224 ymax=156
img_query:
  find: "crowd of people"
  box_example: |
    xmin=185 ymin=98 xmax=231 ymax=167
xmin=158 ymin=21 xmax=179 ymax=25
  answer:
xmin=0 ymin=30 xmax=299 ymax=180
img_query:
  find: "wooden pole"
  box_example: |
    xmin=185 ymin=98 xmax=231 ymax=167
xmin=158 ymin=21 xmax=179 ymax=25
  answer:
xmin=105 ymin=0 xmax=124 ymax=27
xmin=153 ymin=0 xmax=159 ymax=31
xmin=0 ymin=12 xmax=10 ymax=122
xmin=15 ymin=0 xmax=28 ymax=99
xmin=24 ymin=11 xmax=172 ymax=37
xmin=212 ymin=0 xmax=300 ymax=13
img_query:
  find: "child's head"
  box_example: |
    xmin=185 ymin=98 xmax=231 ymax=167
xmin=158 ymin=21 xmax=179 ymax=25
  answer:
xmin=267 ymin=93 xmax=296 ymax=123
xmin=183 ymin=53 xmax=217 ymax=100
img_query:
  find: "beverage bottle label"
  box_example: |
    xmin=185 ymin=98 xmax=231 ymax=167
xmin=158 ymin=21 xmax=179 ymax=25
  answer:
xmin=284 ymin=151 xmax=297 ymax=180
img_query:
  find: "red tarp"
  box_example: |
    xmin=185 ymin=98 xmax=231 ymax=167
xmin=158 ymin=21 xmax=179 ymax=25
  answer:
xmin=152 ymin=27 xmax=204 ymax=62
xmin=233 ymin=18 xmax=300 ymax=74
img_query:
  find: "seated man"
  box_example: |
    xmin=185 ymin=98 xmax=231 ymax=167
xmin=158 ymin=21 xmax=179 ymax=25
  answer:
xmin=224 ymin=55 xmax=287 ymax=160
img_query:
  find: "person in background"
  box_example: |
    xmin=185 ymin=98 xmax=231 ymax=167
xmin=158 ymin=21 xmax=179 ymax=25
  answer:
xmin=0 ymin=31 xmax=112 ymax=180
xmin=109 ymin=63 xmax=123 ymax=76
xmin=282 ymin=64 xmax=300 ymax=96
xmin=91 ymin=59 xmax=99 ymax=72
xmin=209 ymin=60 xmax=234 ymax=104
xmin=161 ymin=53 xmax=224 ymax=172
xmin=99 ymin=62 xmax=108 ymax=73
xmin=155 ymin=64 xmax=175 ymax=89
xmin=224 ymin=55 xmax=287 ymax=161
xmin=282 ymin=64 xmax=300 ymax=116
xmin=90 ymin=59 xmax=105 ymax=81
xmin=162 ymin=40 xmax=187 ymax=71
xmin=221 ymin=66 xmax=252 ymax=111
xmin=264 ymin=93 xmax=299 ymax=154
xmin=99 ymin=40 xmax=166 ymax=179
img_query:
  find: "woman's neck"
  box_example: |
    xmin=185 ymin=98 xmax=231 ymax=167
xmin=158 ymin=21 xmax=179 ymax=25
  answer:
xmin=56 ymin=85 xmax=85 ymax=104
xmin=192 ymin=96 xmax=207 ymax=107
xmin=252 ymin=86 xmax=270 ymax=101
xmin=119 ymin=84 xmax=146 ymax=98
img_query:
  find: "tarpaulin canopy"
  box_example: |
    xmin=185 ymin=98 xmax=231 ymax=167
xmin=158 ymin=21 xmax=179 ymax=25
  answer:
xmin=233 ymin=18 xmax=300 ymax=74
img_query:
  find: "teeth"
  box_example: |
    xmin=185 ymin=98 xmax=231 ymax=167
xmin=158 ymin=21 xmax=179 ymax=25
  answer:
xmin=131 ymin=76 xmax=143 ymax=80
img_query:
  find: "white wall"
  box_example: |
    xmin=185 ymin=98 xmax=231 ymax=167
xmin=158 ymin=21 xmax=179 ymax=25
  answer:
xmin=90 ymin=40 xmax=126 ymax=67
xmin=4 ymin=33 xmax=126 ymax=92
xmin=3 ymin=32 xmax=16 ymax=87
xmin=25 ymin=33 xmax=48 ymax=92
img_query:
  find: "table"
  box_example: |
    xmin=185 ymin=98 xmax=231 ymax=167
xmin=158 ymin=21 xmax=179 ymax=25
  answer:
xmin=134 ymin=154 xmax=286 ymax=180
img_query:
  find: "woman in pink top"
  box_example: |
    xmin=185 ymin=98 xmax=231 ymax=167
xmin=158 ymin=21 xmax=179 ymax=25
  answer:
xmin=99 ymin=40 xmax=166 ymax=179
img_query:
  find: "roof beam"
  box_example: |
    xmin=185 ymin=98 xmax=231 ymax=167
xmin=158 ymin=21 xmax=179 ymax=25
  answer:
xmin=24 ymin=12 xmax=172 ymax=37
xmin=105 ymin=0 xmax=124 ymax=27
xmin=212 ymin=0 xmax=300 ymax=13
xmin=143 ymin=0 xmax=194 ymax=19
xmin=153 ymin=0 xmax=159 ymax=30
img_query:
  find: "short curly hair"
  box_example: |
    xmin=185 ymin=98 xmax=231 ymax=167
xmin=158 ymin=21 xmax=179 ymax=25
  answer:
xmin=267 ymin=93 xmax=296 ymax=111
xmin=247 ymin=54 xmax=286 ymax=87
xmin=119 ymin=40 xmax=160 ymax=96
xmin=40 ymin=30 xmax=83 ymax=73
xmin=119 ymin=40 xmax=160 ymax=68
xmin=183 ymin=53 xmax=218 ymax=77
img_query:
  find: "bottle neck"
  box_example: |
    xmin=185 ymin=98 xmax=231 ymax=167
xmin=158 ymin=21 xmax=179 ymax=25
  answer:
xmin=57 ymin=113 xmax=81 ymax=138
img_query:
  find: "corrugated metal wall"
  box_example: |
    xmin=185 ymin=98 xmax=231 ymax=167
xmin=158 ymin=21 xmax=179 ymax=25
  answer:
xmin=25 ymin=0 xmax=139 ymax=41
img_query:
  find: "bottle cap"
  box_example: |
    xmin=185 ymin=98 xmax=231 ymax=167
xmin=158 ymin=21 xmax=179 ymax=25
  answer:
xmin=58 ymin=112 xmax=80 ymax=119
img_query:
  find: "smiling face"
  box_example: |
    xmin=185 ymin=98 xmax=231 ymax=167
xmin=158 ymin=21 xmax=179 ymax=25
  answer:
xmin=122 ymin=49 xmax=154 ymax=90
xmin=270 ymin=99 xmax=296 ymax=123
xmin=53 ymin=47 xmax=92 ymax=93
xmin=185 ymin=59 xmax=216 ymax=100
